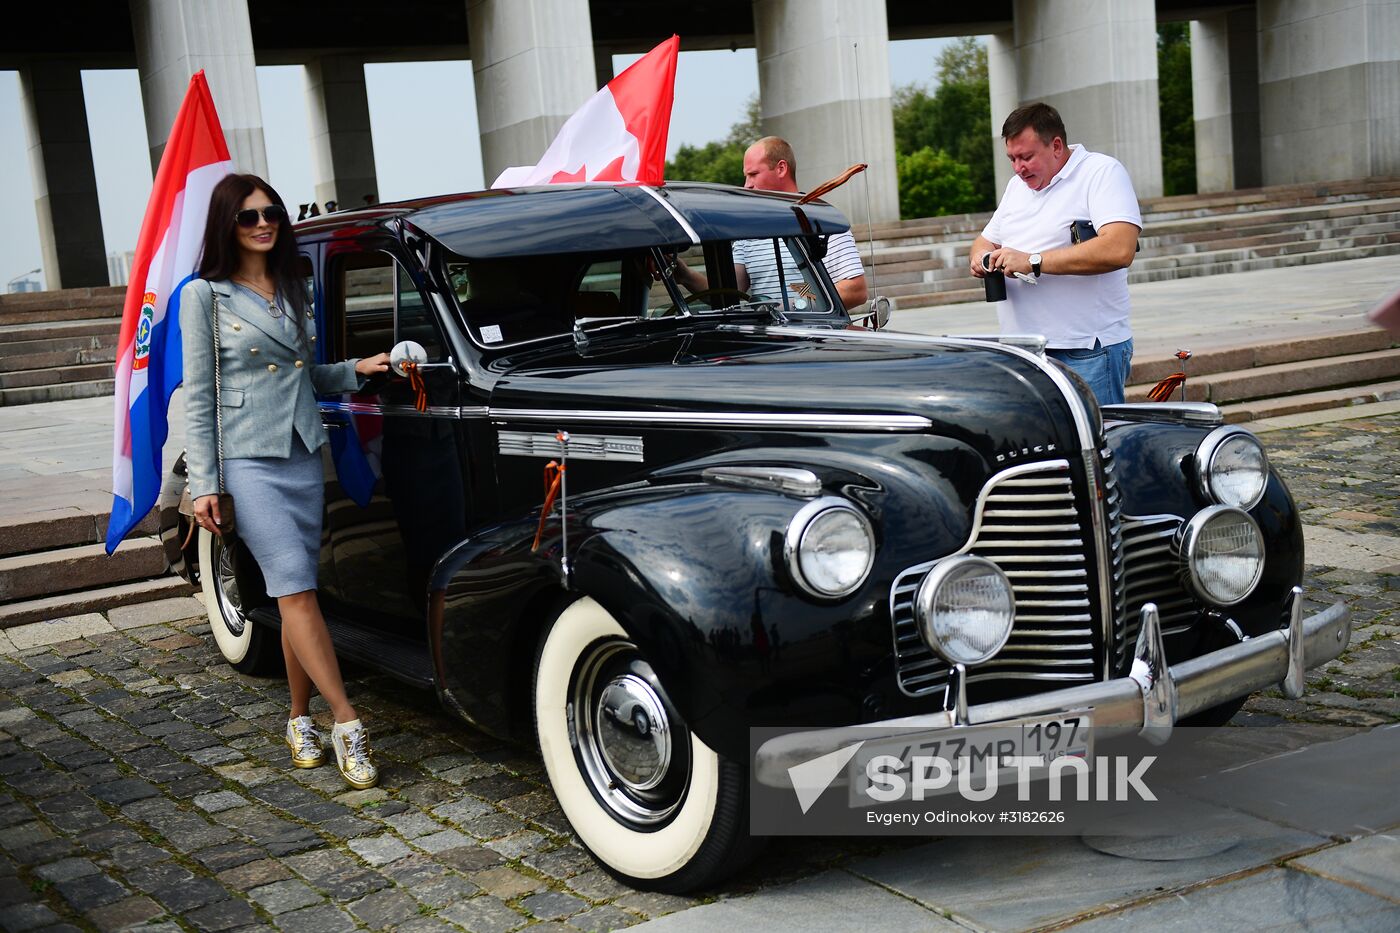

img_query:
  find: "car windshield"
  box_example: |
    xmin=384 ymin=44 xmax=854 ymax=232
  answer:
xmin=444 ymin=238 xmax=836 ymax=349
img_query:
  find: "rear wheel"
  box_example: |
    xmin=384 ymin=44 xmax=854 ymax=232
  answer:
xmin=198 ymin=529 xmax=281 ymax=675
xmin=533 ymin=597 xmax=758 ymax=892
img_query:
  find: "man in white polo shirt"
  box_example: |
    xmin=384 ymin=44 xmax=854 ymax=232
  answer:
xmin=969 ymin=103 xmax=1142 ymax=404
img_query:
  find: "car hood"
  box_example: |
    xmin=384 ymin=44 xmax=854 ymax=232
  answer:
xmin=487 ymin=325 xmax=1088 ymax=465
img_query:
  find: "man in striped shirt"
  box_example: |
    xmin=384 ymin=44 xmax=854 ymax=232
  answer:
xmin=675 ymin=137 xmax=868 ymax=311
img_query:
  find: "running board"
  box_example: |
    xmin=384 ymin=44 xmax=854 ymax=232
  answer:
xmin=249 ymin=607 xmax=435 ymax=689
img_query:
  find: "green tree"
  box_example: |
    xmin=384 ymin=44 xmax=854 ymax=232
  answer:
xmin=666 ymin=95 xmax=760 ymax=184
xmin=897 ymin=148 xmax=982 ymax=218
xmin=1158 ymin=22 xmax=1196 ymax=196
xmin=891 ymin=36 xmax=995 ymax=215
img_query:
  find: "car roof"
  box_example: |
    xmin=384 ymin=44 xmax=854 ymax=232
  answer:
xmin=293 ymin=182 xmax=853 ymax=259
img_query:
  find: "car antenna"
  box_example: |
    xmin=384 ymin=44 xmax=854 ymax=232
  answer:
xmin=853 ymin=40 xmax=880 ymax=324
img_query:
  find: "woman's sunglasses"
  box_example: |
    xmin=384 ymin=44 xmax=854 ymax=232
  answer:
xmin=234 ymin=205 xmax=287 ymax=228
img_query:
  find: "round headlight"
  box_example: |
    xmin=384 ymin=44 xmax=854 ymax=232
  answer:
xmin=1180 ymin=506 xmax=1265 ymax=606
xmin=785 ymin=499 xmax=875 ymax=598
xmin=1196 ymin=427 xmax=1269 ymax=510
xmin=914 ymin=556 xmax=1016 ymax=667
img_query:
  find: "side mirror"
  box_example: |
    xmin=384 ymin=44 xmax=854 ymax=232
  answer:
xmin=804 ymin=234 xmax=829 ymax=261
xmin=870 ymin=296 xmax=892 ymax=329
xmin=389 ymin=340 xmax=427 ymax=376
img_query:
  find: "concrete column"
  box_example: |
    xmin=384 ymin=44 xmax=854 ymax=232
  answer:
xmin=1190 ymin=9 xmax=1261 ymax=192
xmin=1257 ymin=0 xmax=1400 ymax=184
xmin=130 ymin=0 xmax=268 ymax=177
xmin=987 ymin=29 xmax=1018 ymax=200
xmin=751 ymin=0 xmax=899 ymax=223
xmin=1006 ymin=0 xmax=1164 ymax=197
xmin=18 ymin=62 xmax=108 ymax=290
xmin=304 ymin=56 xmax=379 ymax=209
xmin=467 ymin=0 xmax=598 ymax=184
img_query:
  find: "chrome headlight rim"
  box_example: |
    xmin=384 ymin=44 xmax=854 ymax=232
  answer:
xmin=783 ymin=497 xmax=876 ymax=600
xmin=1179 ymin=505 xmax=1265 ymax=607
xmin=913 ymin=555 xmax=1016 ymax=667
xmin=1195 ymin=425 xmax=1269 ymax=511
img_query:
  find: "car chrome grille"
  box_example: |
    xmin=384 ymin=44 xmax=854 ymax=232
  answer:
xmin=890 ymin=459 xmax=1099 ymax=697
xmin=1121 ymin=514 xmax=1201 ymax=646
xmin=1102 ymin=441 xmax=1129 ymax=673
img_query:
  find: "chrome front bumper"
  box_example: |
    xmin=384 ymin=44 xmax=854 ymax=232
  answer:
xmin=754 ymin=589 xmax=1351 ymax=788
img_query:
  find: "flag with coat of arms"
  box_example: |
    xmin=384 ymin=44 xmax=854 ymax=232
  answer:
xmin=492 ymin=34 xmax=680 ymax=187
xmin=107 ymin=71 xmax=233 ymax=552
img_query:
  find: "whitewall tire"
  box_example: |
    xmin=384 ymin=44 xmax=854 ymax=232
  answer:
xmin=198 ymin=528 xmax=279 ymax=675
xmin=534 ymin=597 xmax=755 ymax=892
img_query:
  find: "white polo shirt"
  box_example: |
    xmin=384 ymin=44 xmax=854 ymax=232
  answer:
xmin=982 ymin=144 xmax=1142 ymax=349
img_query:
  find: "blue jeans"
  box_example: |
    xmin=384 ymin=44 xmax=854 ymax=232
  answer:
xmin=1046 ymin=338 xmax=1134 ymax=406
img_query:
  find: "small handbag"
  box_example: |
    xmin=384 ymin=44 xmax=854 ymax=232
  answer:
xmin=179 ymin=283 xmax=236 ymax=546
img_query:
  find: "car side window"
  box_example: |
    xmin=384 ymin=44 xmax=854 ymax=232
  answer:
xmin=395 ymin=263 xmax=445 ymax=361
xmin=335 ymin=251 xmax=445 ymax=362
xmin=339 ymin=253 xmax=395 ymax=362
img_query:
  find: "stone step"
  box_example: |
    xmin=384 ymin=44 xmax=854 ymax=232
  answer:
xmin=892 ymin=241 xmax=1400 ymax=310
xmin=0 ymin=379 xmax=116 ymax=407
xmin=0 ymin=344 xmax=117 ymax=374
xmin=0 ymin=363 xmax=118 ymax=391
xmin=0 ymin=575 xmax=198 ymax=629
xmin=0 ymin=285 xmax=125 ymax=313
xmin=854 ymin=176 xmax=1400 ymax=242
xmin=0 ymin=304 xmax=124 ymax=327
xmin=0 ymin=319 xmax=119 ymax=342
xmin=0 ymin=507 xmax=158 ymax=559
xmin=0 ymin=332 xmax=119 ymax=360
xmin=1128 ymin=329 xmax=1398 ymax=385
xmin=1127 ymin=347 xmax=1400 ymax=405
xmin=0 ymin=538 xmax=169 ymax=603
xmin=1217 ymin=379 xmax=1400 ymax=424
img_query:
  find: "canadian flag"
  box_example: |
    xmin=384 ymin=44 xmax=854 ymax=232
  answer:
xmin=491 ymin=34 xmax=679 ymax=188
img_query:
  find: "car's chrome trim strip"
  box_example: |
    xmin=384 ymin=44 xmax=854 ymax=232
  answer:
xmin=1102 ymin=401 xmax=1223 ymax=424
xmin=319 ymin=400 xmax=489 ymax=419
xmin=489 ymin=407 xmax=933 ymax=431
xmin=498 ymin=431 xmax=645 ymax=463
xmin=638 ymin=185 xmax=702 ymax=245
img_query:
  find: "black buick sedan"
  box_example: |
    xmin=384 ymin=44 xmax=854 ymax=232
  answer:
xmin=162 ymin=182 xmax=1351 ymax=892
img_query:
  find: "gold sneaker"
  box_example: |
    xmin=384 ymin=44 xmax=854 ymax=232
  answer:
xmin=331 ymin=719 xmax=379 ymax=789
xmin=285 ymin=715 xmax=324 ymax=769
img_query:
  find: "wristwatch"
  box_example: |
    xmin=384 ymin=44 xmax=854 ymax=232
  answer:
xmin=1029 ymin=253 xmax=1042 ymax=277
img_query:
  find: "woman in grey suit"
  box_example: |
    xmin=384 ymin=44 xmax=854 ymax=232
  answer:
xmin=182 ymin=174 xmax=390 ymax=789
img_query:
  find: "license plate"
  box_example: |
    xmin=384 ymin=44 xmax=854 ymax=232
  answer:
xmin=848 ymin=712 xmax=1093 ymax=804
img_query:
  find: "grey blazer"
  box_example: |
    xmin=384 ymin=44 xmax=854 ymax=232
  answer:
xmin=180 ymin=277 xmax=362 ymax=499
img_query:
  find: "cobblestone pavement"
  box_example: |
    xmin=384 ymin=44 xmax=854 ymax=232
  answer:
xmin=1 ymin=415 xmax=1397 ymax=933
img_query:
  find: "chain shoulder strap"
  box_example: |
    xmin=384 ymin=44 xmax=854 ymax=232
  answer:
xmin=211 ymin=284 xmax=225 ymax=494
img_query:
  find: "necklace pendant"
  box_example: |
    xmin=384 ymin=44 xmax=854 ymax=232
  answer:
xmin=266 ymin=301 xmax=284 ymax=319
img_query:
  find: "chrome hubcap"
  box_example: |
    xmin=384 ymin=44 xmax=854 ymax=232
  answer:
xmin=571 ymin=638 xmax=688 ymax=827
xmin=595 ymin=673 xmax=671 ymax=791
xmin=215 ymin=538 xmax=246 ymax=637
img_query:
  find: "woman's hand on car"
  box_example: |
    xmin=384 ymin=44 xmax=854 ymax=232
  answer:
xmin=355 ymin=352 xmax=391 ymax=376
xmin=192 ymin=494 xmax=224 ymax=537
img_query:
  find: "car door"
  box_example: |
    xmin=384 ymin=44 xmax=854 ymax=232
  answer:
xmin=317 ymin=240 xmax=469 ymax=635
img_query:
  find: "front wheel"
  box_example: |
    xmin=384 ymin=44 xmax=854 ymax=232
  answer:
xmin=198 ymin=529 xmax=281 ymax=675
xmin=534 ymin=597 xmax=758 ymax=892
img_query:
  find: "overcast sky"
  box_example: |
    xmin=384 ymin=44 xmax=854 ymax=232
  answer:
xmin=0 ymin=37 xmax=960 ymax=290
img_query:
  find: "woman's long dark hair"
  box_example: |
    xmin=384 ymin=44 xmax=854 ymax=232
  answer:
xmin=196 ymin=173 xmax=307 ymax=318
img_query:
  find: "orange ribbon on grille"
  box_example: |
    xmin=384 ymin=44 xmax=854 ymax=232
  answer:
xmin=531 ymin=460 xmax=565 ymax=552
xmin=401 ymin=360 xmax=428 ymax=412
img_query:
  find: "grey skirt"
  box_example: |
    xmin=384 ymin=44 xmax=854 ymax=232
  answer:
xmin=222 ymin=438 xmax=323 ymax=597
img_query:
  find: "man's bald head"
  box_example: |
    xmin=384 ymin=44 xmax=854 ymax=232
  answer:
xmin=742 ymin=136 xmax=798 ymax=192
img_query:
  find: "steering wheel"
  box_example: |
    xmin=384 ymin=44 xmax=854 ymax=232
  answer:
xmin=662 ymin=287 xmax=753 ymax=315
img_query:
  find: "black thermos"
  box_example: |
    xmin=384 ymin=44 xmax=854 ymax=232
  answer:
xmin=982 ymin=253 xmax=1006 ymax=302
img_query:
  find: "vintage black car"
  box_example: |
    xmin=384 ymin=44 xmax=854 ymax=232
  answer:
xmin=161 ymin=182 xmax=1351 ymax=893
